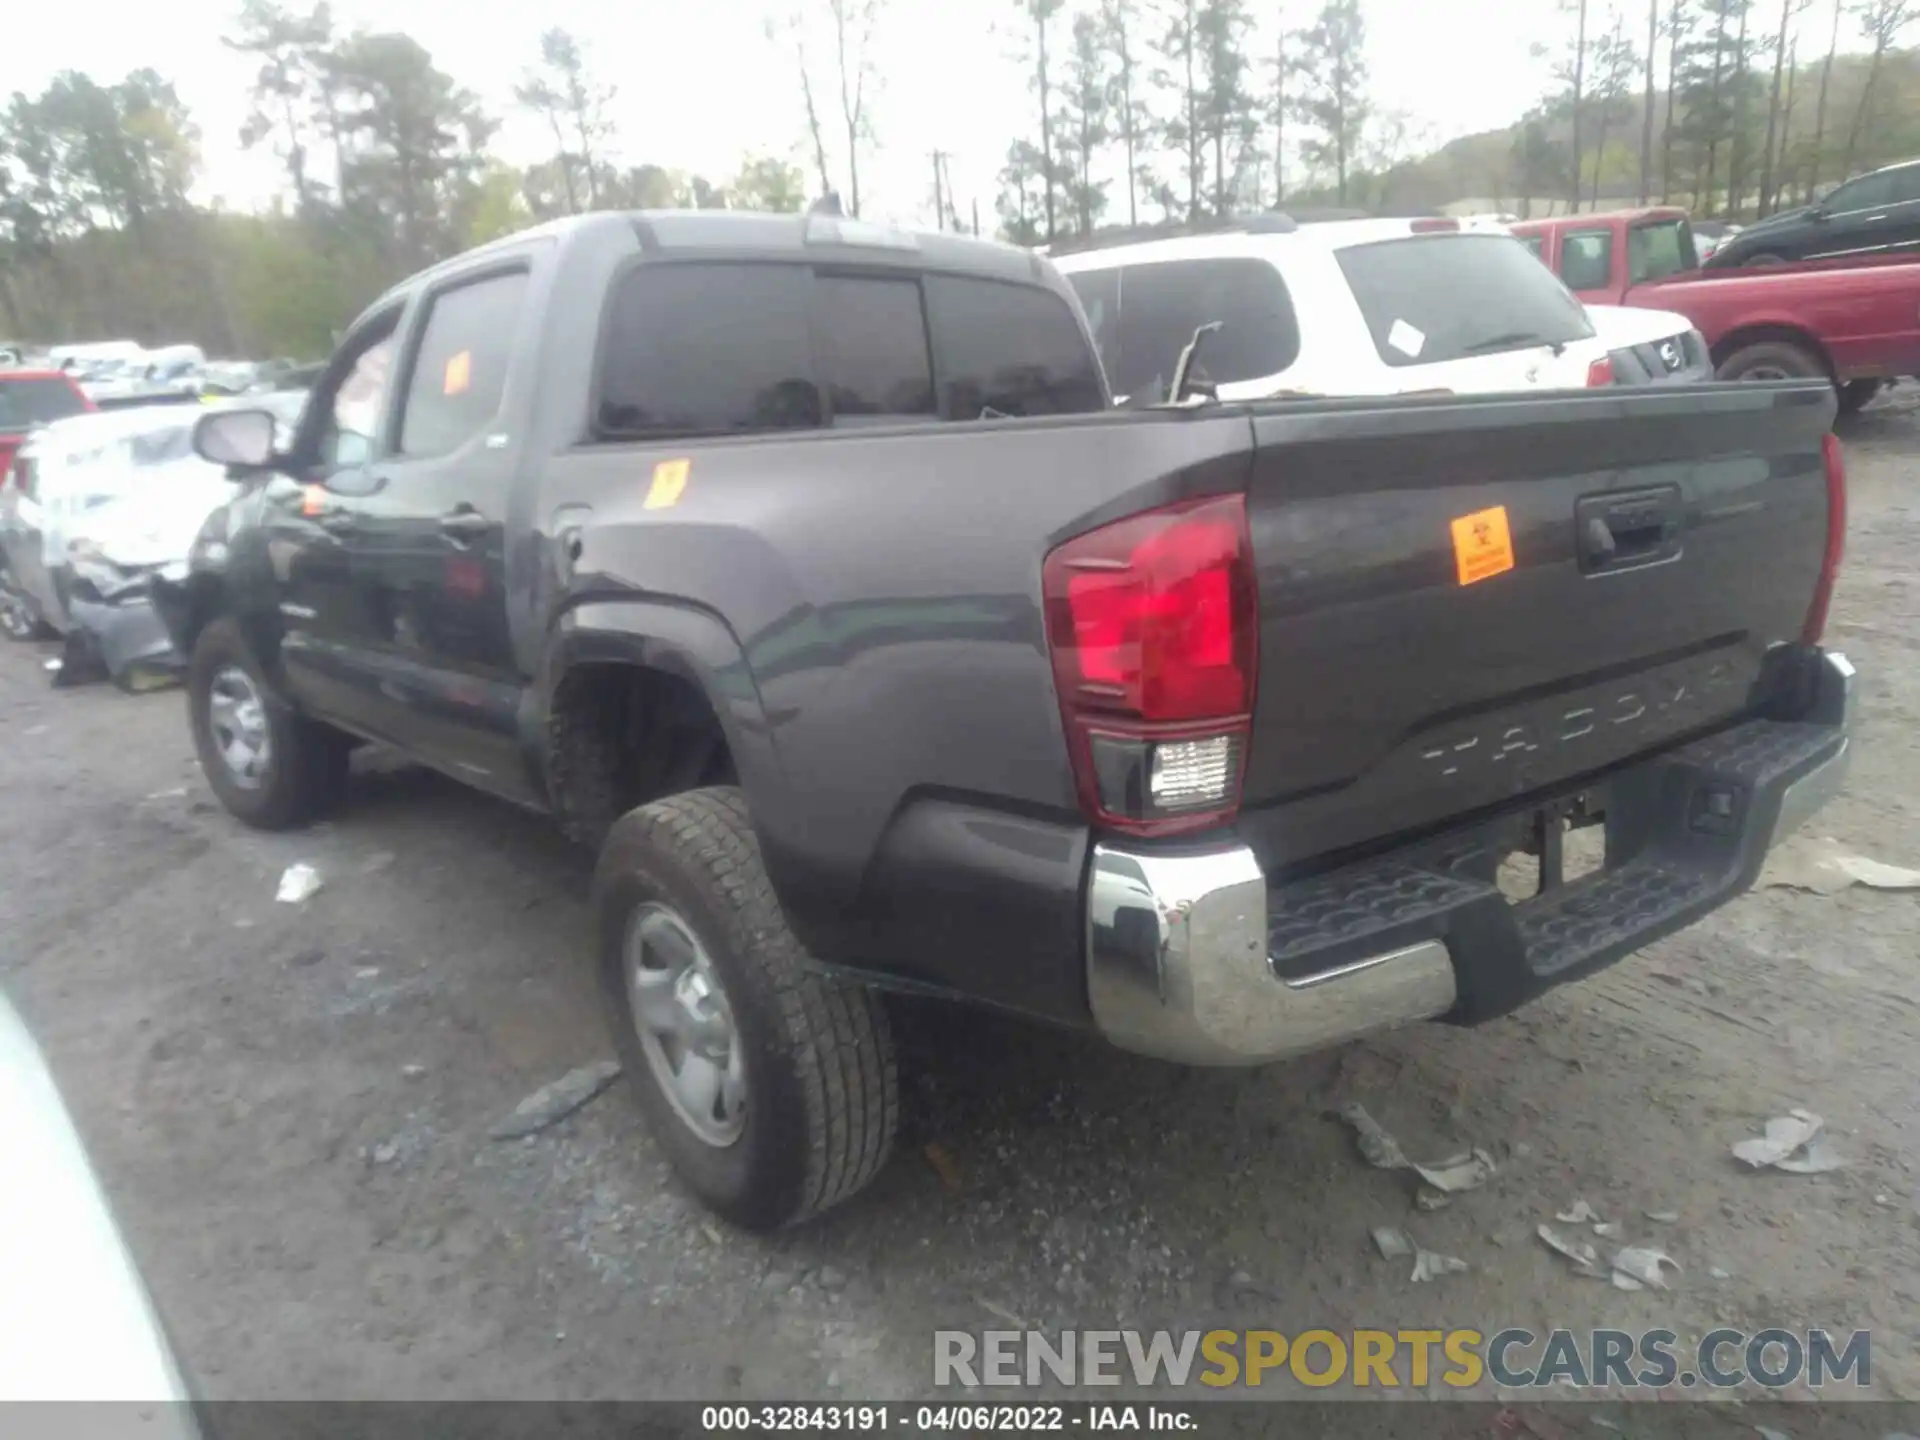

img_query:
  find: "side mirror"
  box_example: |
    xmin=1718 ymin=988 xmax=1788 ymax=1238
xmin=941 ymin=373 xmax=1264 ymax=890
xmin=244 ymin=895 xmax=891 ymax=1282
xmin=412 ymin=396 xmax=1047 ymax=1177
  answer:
xmin=193 ymin=408 xmax=278 ymax=469
xmin=1809 ymin=203 xmax=1830 ymax=221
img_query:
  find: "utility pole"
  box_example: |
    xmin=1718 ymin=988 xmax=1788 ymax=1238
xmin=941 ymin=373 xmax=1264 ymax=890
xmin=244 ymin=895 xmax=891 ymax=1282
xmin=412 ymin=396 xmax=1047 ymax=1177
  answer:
xmin=931 ymin=149 xmax=951 ymax=228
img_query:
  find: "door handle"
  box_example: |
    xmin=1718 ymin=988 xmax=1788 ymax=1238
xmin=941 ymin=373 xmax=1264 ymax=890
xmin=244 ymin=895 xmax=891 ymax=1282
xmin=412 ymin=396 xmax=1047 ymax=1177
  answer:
xmin=439 ymin=507 xmax=490 ymax=544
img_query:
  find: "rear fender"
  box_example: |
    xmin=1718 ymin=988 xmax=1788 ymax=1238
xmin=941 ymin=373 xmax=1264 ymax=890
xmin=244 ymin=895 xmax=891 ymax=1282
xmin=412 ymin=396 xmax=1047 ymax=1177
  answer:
xmin=541 ymin=598 xmax=803 ymax=873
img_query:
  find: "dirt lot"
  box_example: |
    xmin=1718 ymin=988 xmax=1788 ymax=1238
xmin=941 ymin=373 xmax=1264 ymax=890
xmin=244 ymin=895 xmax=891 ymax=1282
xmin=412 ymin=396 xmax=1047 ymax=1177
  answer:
xmin=3 ymin=398 xmax=1918 ymax=1405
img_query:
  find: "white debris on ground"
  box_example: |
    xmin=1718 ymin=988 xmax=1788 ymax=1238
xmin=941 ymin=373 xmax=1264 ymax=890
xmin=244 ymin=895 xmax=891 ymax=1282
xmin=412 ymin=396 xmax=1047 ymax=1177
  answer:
xmin=275 ymin=863 xmax=323 ymax=904
xmin=1732 ymin=1110 xmax=1851 ymax=1173
xmin=1336 ymin=1101 xmax=1498 ymax=1208
xmin=1370 ymin=1226 xmax=1469 ymax=1283
xmin=1758 ymin=835 xmax=1920 ymax=894
xmin=490 ymin=1060 xmax=624 ymax=1140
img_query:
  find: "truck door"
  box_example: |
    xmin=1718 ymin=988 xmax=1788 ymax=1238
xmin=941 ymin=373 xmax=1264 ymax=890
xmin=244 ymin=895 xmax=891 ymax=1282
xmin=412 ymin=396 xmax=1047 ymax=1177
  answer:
xmin=340 ymin=262 xmax=537 ymax=804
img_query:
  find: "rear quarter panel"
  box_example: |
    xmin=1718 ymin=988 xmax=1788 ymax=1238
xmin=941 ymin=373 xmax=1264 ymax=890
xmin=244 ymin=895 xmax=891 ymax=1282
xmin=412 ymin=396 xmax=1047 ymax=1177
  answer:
xmin=1632 ymin=263 xmax=1920 ymax=377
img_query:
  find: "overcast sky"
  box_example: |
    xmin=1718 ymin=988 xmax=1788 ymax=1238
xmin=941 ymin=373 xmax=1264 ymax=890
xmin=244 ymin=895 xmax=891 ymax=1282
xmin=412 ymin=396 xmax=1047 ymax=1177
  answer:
xmin=8 ymin=0 xmax=1849 ymax=226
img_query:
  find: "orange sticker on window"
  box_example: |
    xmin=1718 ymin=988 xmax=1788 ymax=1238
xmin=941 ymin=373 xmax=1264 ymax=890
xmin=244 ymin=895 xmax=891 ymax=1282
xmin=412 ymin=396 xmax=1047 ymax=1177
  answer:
xmin=643 ymin=458 xmax=691 ymax=510
xmin=1451 ymin=505 xmax=1515 ymax=586
xmin=443 ymin=350 xmax=472 ymax=396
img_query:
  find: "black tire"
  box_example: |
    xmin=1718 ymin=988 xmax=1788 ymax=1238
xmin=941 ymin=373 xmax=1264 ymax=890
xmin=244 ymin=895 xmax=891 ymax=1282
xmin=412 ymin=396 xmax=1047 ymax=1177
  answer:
xmin=1717 ymin=340 xmax=1826 ymax=383
xmin=1837 ymin=378 xmax=1883 ymax=416
xmin=0 ymin=586 xmax=53 ymax=642
xmin=1745 ymin=252 xmax=1789 ymax=266
xmin=594 ymin=787 xmax=898 ymax=1229
xmin=187 ymin=617 xmax=350 ymax=829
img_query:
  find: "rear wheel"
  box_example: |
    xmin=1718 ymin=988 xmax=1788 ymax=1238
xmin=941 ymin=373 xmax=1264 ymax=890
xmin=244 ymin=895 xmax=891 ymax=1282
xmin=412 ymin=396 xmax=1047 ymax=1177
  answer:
xmin=1717 ymin=340 xmax=1825 ymax=384
xmin=187 ymin=617 xmax=350 ymax=829
xmin=594 ymin=787 xmax=898 ymax=1229
xmin=1837 ymin=378 xmax=1883 ymax=416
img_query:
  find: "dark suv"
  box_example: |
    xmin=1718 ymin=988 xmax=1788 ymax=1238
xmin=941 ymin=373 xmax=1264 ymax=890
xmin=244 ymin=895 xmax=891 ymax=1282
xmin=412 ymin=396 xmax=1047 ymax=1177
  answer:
xmin=1707 ymin=157 xmax=1920 ymax=268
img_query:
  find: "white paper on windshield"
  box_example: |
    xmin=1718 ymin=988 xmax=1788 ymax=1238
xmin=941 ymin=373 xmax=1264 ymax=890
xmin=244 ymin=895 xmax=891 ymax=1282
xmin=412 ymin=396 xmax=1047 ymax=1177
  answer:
xmin=1387 ymin=319 xmax=1427 ymax=358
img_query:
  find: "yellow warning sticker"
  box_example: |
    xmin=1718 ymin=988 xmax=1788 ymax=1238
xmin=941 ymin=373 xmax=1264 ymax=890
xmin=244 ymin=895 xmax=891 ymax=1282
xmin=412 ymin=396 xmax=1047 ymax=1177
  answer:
xmin=443 ymin=350 xmax=472 ymax=396
xmin=644 ymin=458 xmax=691 ymax=510
xmin=1451 ymin=505 xmax=1515 ymax=586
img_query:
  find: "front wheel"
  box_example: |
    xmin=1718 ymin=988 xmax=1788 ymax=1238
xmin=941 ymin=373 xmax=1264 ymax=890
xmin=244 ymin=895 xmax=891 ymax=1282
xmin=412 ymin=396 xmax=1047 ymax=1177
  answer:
xmin=187 ymin=617 xmax=351 ymax=829
xmin=593 ymin=787 xmax=899 ymax=1230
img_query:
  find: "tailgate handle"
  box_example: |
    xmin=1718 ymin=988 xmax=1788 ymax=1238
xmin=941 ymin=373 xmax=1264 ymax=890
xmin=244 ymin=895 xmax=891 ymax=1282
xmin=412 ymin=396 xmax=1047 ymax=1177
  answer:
xmin=1576 ymin=486 xmax=1682 ymax=574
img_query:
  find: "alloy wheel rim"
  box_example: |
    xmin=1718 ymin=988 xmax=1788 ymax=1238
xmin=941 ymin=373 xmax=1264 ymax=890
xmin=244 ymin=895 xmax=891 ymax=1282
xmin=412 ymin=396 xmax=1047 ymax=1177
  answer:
xmin=207 ymin=665 xmax=272 ymax=788
xmin=624 ymin=903 xmax=747 ymax=1147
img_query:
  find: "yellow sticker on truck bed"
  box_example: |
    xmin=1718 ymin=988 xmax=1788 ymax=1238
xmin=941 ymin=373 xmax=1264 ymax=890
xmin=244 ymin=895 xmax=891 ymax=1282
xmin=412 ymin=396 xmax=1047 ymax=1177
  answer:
xmin=644 ymin=458 xmax=691 ymax=510
xmin=1451 ymin=505 xmax=1515 ymax=586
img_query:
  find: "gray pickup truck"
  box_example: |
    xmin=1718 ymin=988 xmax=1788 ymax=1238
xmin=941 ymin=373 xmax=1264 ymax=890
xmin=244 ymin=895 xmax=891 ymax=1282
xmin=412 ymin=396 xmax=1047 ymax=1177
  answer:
xmin=159 ymin=209 xmax=1853 ymax=1229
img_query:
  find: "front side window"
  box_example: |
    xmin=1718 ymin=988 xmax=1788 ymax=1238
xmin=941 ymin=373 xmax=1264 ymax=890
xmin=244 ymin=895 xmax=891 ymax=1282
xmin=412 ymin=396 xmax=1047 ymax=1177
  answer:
xmin=1516 ymin=234 xmax=1546 ymax=260
xmin=320 ymin=331 xmax=396 ymax=473
xmin=398 ymin=271 xmax=530 ymax=459
xmin=598 ymin=263 xmax=821 ymax=438
xmin=1558 ymin=230 xmax=1614 ymax=291
xmin=1337 ymin=233 xmax=1595 ymax=368
xmin=923 ymin=275 xmax=1106 ymax=419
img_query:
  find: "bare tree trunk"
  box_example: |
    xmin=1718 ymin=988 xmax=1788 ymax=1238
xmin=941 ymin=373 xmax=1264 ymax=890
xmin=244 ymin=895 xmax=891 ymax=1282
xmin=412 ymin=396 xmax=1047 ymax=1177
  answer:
xmin=1776 ymin=34 xmax=1799 ymax=207
xmin=1703 ymin=0 xmax=1727 ymax=212
xmin=834 ymin=1 xmax=865 ymax=217
xmin=1038 ymin=4 xmax=1056 ymax=241
xmin=1116 ymin=14 xmax=1139 ymax=225
xmin=1663 ymin=0 xmax=1681 ymax=201
xmin=1807 ymin=0 xmax=1839 ymax=199
xmin=1758 ymin=0 xmax=1791 ymax=216
xmin=1728 ymin=0 xmax=1753 ymax=214
xmin=1843 ymin=42 xmax=1885 ymax=173
xmin=1184 ymin=0 xmax=1200 ymax=218
xmin=1274 ymin=27 xmax=1286 ymax=203
xmin=795 ymin=34 xmax=835 ymax=197
xmin=1642 ymin=0 xmax=1659 ymax=202
xmin=1571 ymin=0 xmax=1590 ymax=207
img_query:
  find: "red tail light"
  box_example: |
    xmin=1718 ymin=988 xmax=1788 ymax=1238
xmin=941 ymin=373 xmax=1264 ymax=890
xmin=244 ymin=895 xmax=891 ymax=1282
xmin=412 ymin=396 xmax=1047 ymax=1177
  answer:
xmin=1042 ymin=494 xmax=1258 ymax=836
xmin=1586 ymin=357 xmax=1616 ymax=387
xmin=1803 ymin=431 xmax=1847 ymax=644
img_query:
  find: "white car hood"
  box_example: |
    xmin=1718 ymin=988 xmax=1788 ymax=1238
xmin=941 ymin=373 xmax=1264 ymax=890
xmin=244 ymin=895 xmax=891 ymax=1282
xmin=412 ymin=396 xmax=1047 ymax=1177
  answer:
xmin=1585 ymin=304 xmax=1695 ymax=347
xmin=0 ymin=990 xmax=197 ymax=1409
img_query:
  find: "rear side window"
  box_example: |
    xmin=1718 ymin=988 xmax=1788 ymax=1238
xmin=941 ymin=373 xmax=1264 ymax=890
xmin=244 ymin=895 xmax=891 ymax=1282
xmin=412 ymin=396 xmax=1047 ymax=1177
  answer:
xmin=923 ymin=275 xmax=1106 ymax=419
xmin=1826 ymin=171 xmax=1893 ymax=212
xmin=398 ymin=270 xmax=529 ymax=459
xmin=1337 ymin=234 xmax=1594 ymax=368
xmin=1886 ymin=165 xmax=1920 ymax=205
xmin=599 ymin=263 xmax=821 ymax=438
xmin=1102 ymin=258 xmax=1301 ymax=402
xmin=1628 ymin=220 xmax=1697 ymax=283
xmin=814 ymin=275 xmax=936 ymax=421
xmin=0 ymin=378 xmax=88 ymax=434
xmin=1559 ymin=231 xmax=1614 ymax=290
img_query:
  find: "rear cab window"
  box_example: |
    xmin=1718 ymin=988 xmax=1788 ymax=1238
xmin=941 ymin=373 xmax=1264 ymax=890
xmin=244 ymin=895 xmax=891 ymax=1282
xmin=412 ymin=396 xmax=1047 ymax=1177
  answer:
xmin=1627 ymin=219 xmax=1698 ymax=283
xmin=0 ymin=378 xmax=89 ymax=434
xmin=595 ymin=262 xmax=1105 ymax=439
xmin=1336 ymin=233 xmax=1594 ymax=367
xmin=1558 ymin=230 xmax=1614 ymax=291
xmin=1065 ymin=257 xmax=1300 ymax=402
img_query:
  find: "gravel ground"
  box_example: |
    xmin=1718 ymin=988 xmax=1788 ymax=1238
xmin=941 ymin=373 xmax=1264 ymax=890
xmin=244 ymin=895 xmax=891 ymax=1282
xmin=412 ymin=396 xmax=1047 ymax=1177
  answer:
xmin=3 ymin=396 xmax=1918 ymax=1404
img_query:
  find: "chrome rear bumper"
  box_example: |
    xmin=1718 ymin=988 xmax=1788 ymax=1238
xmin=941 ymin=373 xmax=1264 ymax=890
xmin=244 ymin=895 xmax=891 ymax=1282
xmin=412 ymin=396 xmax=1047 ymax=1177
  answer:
xmin=1085 ymin=650 xmax=1854 ymax=1068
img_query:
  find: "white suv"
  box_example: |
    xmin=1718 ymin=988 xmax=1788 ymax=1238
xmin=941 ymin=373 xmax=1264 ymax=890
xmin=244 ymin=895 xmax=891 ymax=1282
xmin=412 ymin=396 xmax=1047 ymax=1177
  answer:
xmin=1054 ymin=218 xmax=1627 ymax=402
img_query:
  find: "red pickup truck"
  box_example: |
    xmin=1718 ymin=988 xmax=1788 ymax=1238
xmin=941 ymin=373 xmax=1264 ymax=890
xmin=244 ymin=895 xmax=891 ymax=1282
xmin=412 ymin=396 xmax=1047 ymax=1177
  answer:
xmin=0 ymin=370 xmax=93 ymax=480
xmin=1511 ymin=207 xmax=1920 ymax=412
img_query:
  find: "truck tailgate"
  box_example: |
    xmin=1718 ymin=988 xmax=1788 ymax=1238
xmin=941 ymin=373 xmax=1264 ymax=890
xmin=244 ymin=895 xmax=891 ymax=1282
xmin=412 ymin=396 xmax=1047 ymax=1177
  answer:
xmin=1236 ymin=383 xmax=1836 ymax=870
